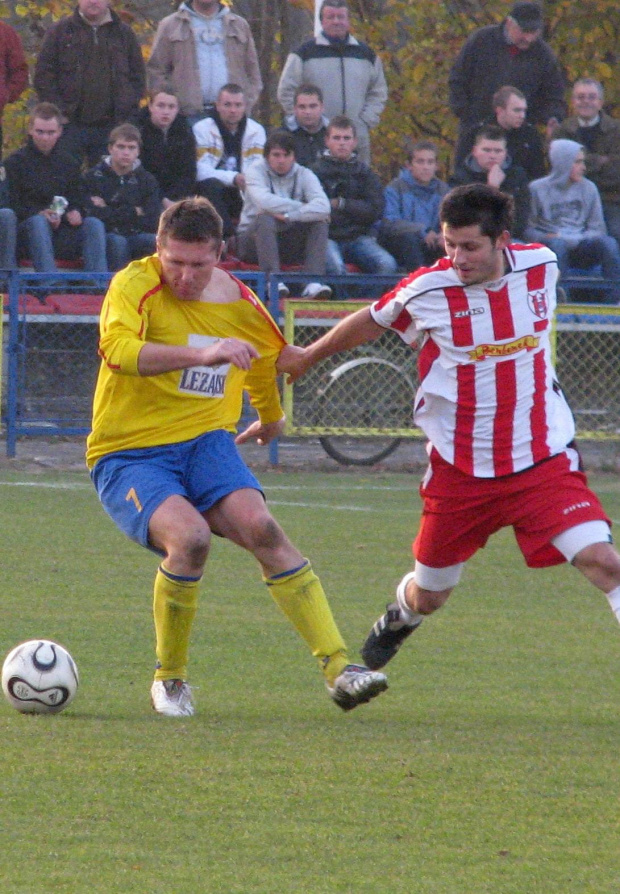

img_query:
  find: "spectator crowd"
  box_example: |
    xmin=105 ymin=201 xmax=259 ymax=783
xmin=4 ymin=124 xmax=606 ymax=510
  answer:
xmin=1 ymin=0 xmax=620 ymax=303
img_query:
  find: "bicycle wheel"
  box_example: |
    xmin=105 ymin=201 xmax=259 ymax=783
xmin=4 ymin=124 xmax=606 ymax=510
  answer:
xmin=316 ymin=357 xmax=415 ymax=466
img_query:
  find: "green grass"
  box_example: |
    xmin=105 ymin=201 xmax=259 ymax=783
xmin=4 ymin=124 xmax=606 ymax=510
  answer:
xmin=1 ymin=468 xmax=620 ymax=893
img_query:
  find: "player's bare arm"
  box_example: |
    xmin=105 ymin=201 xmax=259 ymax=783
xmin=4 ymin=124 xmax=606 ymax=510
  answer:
xmin=235 ymin=416 xmax=286 ymax=446
xmin=279 ymin=307 xmax=384 ymax=383
xmin=137 ymin=338 xmax=259 ymax=376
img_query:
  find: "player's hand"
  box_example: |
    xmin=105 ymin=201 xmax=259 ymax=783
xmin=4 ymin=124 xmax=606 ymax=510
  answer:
xmin=235 ymin=417 xmax=286 ymax=446
xmin=204 ymin=337 xmax=259 ymax=370
xmin=276 ymin=344 xmax=310 ymax=383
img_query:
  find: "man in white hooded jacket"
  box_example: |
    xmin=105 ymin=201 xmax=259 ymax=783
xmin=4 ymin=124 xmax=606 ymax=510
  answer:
xmin=236 ymin=129 xmax=332 ymax=299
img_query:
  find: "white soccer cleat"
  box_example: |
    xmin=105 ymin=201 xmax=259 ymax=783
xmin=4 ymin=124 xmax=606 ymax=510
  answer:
xmin=327 ymin=663 xmax=388 ymax=711
xmin=150 ymin=679 xmax=194 ymax=717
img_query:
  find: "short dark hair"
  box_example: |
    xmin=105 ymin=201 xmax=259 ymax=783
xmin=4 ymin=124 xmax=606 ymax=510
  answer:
xmin=294 ymin=84 xmax=324 ymax=103
xmin=474 ymin=124 xmax=507 ymax=145
xmin=29 ymin=102 xmax=63 ymax=127
xmin=264 ymin=129 xmax=296 ymax=157
xmin=157 ymin=196 xmax=223 ymax=246
xmin=407 ymin=140 xmax=438 ymax=162
xmin=326 ymin=115 xmax=356 ymax=137
xmin=217 ymin=83 xmax=245 ymax=98
xmin=319 ymin=0 xmax=348 ymax=20
xmin=148 ymin=88 xmax=180 ymax=104
xmin=492 ymin=85 xmax=526 ymax=110
xmin=108 ymin=123 xmax=142 ymax=149
xmin=440 ymin=184 xmax=514 ymax=241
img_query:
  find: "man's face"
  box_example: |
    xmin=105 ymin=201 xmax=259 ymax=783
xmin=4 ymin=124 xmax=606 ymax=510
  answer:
xmin=569 ymin=150 xmax=586 ymax=182
xmin=443 ymin=223 xmax=509 ymax=286
xmin=572 ymin=84 xmax=603 ymax=123
xmin=192 ymin=0 xmax=220 ymax=14
xmin=504 ymin=17 xmax=541 ymax=50
xmin=320 ymin=5 xmax=350 ymax=40
xmin=472 ymin=138 xmax=507 ymax=172
xmin=496 ymin=94 xmax=527 ymax=130
xmin=29 ymin=117 xmax=62 ymax=155
xmin=215 ymin=90 xmax=246 ymax=129
xmin=78 ymin=0 xmax=110 ymax=24
xmin=406 ymin=150 xmax=437 ymax=185
xmin=149 ymin=93 xmax=180 ymax=130
xmin=293 ymin=93 xmax=324 ymax=132
xmin=158 ymin=236 xmax=222 ymax=301
xmin=109 ymin=139 xmax=140 ymax=175
xmin=325 ymin=127 xmax=356 ymax=161
xmin=267 ymin=147 xmax=296 ymax=176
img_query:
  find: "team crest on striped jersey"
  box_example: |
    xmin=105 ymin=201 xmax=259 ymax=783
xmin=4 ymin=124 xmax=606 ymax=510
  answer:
xmin=527 ymin=289 xmax=548 ymax=319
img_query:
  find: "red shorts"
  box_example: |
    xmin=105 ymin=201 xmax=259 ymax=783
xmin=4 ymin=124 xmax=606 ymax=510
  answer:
xmin=413 ymin=448 xmax=611 ymax=569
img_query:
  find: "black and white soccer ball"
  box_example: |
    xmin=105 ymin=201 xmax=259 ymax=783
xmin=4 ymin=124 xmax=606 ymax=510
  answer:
xmin=1 ymin=640 xmax=79 ymax=714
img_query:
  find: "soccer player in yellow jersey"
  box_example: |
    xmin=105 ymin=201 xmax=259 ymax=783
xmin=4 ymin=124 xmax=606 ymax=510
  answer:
xmin=86 ymin=196 xmax=387 ymax=716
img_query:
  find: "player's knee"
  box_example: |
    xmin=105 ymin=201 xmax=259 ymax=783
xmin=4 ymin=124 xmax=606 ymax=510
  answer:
xmin=245 ymin=512 xmax=286 ymax=552
xmin=173 ymin=521 xmax=211 ymax=567
xmin=573 ymin=541 xmax=620 ymax=583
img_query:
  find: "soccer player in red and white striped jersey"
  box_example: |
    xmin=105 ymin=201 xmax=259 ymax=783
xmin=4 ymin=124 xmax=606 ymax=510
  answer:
xmin=280 ymin=183 xmax=620 ymax=673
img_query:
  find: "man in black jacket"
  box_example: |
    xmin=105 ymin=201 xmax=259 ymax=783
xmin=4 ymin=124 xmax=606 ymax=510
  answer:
xmin=448 ymin=2 xmax=565 ymax=149
xmin=84 ymin=123 xmax=159 ymax=270
xmin=312 ymin=116 xmax=397 ymax=294
xmin=5 ymin=102 xmax=107 ymax=274
xmin=138 ymin=90 xmax=197 ymax=211
xmin=34 ymin=0 xmax=145 ymax=166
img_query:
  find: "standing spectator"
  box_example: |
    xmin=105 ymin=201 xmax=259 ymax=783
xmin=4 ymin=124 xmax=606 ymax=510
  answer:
xmin=526 ymin=139 xmax=620 ymax=304
xmin=236 ymin=130 xmax=332 ymax=300
xmin=379 ymin=141 xmax=449 ymax=272
xmin=277 ymin=0 xmax=388 ymax=165
xmin=5 ymin=103 xmax=107 ymax=275
xmin=448 ymin=2 xmax=566 ymax=148
xmin=84 ymin=124 xmax=159 ymax=271
xmin=553 ymin=78 xmax=620 ymax=246
xmin=138 ymin=90 xmax=197 ymax=210
xmin=450 ymin=125 xmax=531 ymax=240
xmin=282 ymin=85 xmax=329 ymax=169
xmin=34 ymin=0 xmax=145 ymax=167
xmin=455 ymin=86 xmax=547 ymax=181
xmin=312 ymin=116 xmax=397 ymax=290
xmin=0 ymin=21 xmax=28 ymax=155
xmin=147 ymin=0 xmax=262 ymax=123
xmin=193 ymin=84 xmax=265 ymax=240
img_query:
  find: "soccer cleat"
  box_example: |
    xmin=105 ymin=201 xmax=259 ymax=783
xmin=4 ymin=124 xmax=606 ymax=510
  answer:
xmin=327 ymin=663 xmax=388 ymax=711
xmin=150 ymin=679 xmax=194 ymax=717
xmin=361 ymin=602 xmax=422 ymax=670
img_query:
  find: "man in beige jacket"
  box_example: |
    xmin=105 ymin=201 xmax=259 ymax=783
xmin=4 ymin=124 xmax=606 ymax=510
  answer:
xmin=147 ymin=0 xmax=262 ymax=123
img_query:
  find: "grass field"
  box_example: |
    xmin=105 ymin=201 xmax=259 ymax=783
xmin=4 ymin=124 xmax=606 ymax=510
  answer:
xmin=1 ymin=466 xmax=620 ymax=893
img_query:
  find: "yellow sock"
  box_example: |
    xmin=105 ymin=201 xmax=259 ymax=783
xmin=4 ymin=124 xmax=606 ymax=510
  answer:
xmin=264 ymin=561 xmax=349 ymax=684
xmin=153 ymin=564 xmax=200 ymax=682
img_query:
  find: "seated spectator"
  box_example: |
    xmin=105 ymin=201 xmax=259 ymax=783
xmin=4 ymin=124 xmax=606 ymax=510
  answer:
xmin=526 ymin=139 xmax=620 ymax=304
xmin=282 ymin=84 xmax=329 ymax=168
xmin=0 ymin=163 xmax=17 ymax=270
xmin=455 ymin=86 xmax=546 ymax=182
xmin=378 ymin=140 xmax=449 ymax=272
xmin=138 ymin=90 xmax=197 ymax=210
xmin=194 ymin=83 xmax=266 ymax=239
xmin=553 ymin=78 xmax=620 ymax=246
xmin=5 ymin=102 xmax=107 ymax=275
xmin=84 ymin=124 xmax=159 ymax=271
xmin=236 ymin=130 xmax=332 ymax=299
xmin=312 ymin=115 xmax=397 ymax=292
xmin=450 ymin=125 xmax=530 ymax=239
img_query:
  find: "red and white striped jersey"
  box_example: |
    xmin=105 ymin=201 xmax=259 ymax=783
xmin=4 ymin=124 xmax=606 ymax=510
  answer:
xmin=371 ymin=244 xmax=575 ymax=478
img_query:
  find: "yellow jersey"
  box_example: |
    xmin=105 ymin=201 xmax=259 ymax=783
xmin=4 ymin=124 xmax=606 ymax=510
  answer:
xmin=86 ymin=255 xmax=286 ymax=468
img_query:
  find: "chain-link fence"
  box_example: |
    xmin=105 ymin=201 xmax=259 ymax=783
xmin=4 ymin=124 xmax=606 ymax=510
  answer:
xmin=283 ymin=300 xmax=620 ymax=458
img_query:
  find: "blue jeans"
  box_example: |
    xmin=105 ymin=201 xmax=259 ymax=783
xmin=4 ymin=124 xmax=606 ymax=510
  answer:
xmin=547 ymin=236 xmax=620 ymax=304
xmin=326 ymin=235 xmax=398 ymax=297
xmin=19 ymin=214 xmax=108 ymax=273
xmin=106 ymin=232 xmax=157 ymax=271
xmin=0 ymin=207 xmax=17 ymax=269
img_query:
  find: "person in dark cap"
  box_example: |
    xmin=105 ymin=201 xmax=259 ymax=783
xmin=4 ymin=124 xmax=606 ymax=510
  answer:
xmin=449 ymin=2 xmax=566 ymax=155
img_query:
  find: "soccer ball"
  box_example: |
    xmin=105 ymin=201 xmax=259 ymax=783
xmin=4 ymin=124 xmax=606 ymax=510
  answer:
xmin=1 ymin=640 xmax=79 ymax=714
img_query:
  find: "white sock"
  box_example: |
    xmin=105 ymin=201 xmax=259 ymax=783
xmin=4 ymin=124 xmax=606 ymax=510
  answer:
xmin=606 ymin=585 xmax=620 ymax=624
xmin=396 ymin=572 xmax=423 ymax=627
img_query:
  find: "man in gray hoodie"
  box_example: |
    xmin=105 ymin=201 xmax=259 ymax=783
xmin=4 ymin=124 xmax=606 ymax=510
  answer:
xmin=526 ymin=139 xmax=620 ymax=303
xmin=236 ymin=130 xmax=332 ymax=299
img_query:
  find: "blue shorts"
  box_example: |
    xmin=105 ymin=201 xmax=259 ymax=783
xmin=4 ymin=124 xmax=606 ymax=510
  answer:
xmin=91 ymin=430 xmax=262 ymax=553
